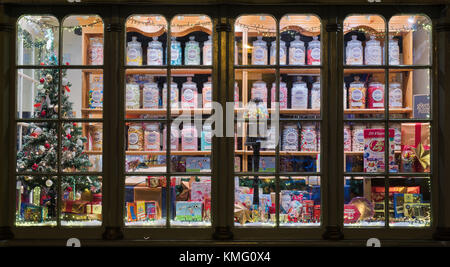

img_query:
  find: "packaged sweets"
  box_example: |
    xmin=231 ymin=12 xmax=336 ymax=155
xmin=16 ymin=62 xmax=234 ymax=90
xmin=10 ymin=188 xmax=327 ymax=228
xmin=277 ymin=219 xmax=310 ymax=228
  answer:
xmin=127 ymin=36 xmax=142 ymax=66
xmin=144 ymin=123 xmax=160 ymax=151
xmin=252 ymin=36 xmax=268 ymax=65
xmin=202 ymin=76 xmax=212 ymax=108
xmin=128 ymin=123 xmax=144 ymax=151
xmin=201 ymin=124 xmax=212 ymax=151
xmin=300 ymin=123 xmax=317 ymax=151
xmin=88 ymin=37 xmax=103 ymax=65
xmin=364 ymin=35 xmax=382 ymax=65
xmin=90 ymin=124 xmax=103 ymax=151
xmin=162 ymin=78 xmax=179 ymax=109
xmin=163 ymin=124 xmax=180 ymax=151
xmin=185 ymin=36 xmax=200 ymax=65
xmin=270 ymin=40 xmax=286 ymax=65
xmin=311 ymin=78 xmax=320 ymax=109
xmin=282 ymin=124 xmax=299 ymax=151
xmin=234 ymin=82 xmax=240 ymax=108
xmin=203 ymin=35 xmax=212 ymax=65
xmin=291 ymin=76 xmax=308 ymax=109
xmin=344 ymin=125 xmax=352 ymax=151
xmin=388 ymin=36 xmax=400 ymax=65
xmin=349 ymin=76 xmax=366 ymax=109
xmin=170 ymin=37 xmax=182 ymax=65
xmin=126 ymin=83 xmax=140 ymax=109
xmin=289 ymin=35 xmax=305 ymax=65
xmin=392 ymin=123 xmax=401 ymax=151
xmin=352 ymin=124 xmax=365 ymax=151
xmin=367 ymin=80 xmax=384 ymax=109
xmin=389 ymin=80 xmax=403 ymax=108
xmin=89 ymin=74 xmax=103 ymax=109
xmin=147 ymin=36 xmax=163 ymax=66
xmin=251 ymin=81 xmax=268 ymax=105
xmin=363 ymin=128 xmax=395 ymax=173
xmin=307 ymin=36 xmax=321 ymax=65
xmin=344 ymin=82 xmax=347 ymax=109
xmin=270 ymin=81 xmax=287 ymax=109
xmin=142 ymin=79 xmax=159 ymax=109
xmin=181 ymin=77 xmax=198 ymax=109
xmin=346 ymin=35 xmax=363 ymax=65
xmin=181 ymin=123 xmax=198 ymax=151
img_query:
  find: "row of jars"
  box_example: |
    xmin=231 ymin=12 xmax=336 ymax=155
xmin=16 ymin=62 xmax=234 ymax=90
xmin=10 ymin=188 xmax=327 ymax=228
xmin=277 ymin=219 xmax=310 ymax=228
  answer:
xmin=282 ymin=123 xmax=319 ymax=152
xmin=344 ymin=123 xmax=401 ymax=152
xmin=344 ymin=76 xmax=403 ymax=109
xmin=125 ymin=76 xmax=212 ymax=109
xmin=127 ymin=35 xmax=212 ymax=66
xmin=245 ymin=35 xmax=321 ymax=66
xmin=127 ymin=123 xmax=212 ymax=151
xmin=249 ymin=77 xmax=320 ymax=109
xmin=346 ymin=35 xmax=400 ymax=65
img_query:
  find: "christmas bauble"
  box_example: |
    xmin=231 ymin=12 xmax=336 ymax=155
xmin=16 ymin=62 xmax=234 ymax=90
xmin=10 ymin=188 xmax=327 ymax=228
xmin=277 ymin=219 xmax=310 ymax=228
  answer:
xmin=45 ymin=74 xmax=53 ymax=83
xmin=45 ymin=179 xmax=53 ymax=187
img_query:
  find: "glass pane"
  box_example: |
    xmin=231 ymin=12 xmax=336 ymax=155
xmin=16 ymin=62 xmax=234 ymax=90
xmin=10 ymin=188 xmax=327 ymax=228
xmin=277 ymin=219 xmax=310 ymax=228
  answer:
xmin=125 ymin=176 xmax=166 ymax=226
xmin=17 ymin=122 xmax=58 ymax=173
xmin=61 ymin=122 xmax=102 ymax=172
xmin=171 ymin=176 xmax=211 ymax=226
xmin=388 ymin=177 xmax=431 ymax=227
xmin=235 ymin=15 xmax=276 ymax=66
xmin=343 ymin=15 xmax=385 ymax=66
xmin=234 ymin=176 xmax=275 ymax=227
xmin=17 ymin=15 xmax=59 ymax=65
xmin=389 ymin=69 xmax=430 ymax=119
xmin=389 ymin=15 xmax=431 ymax=66
xmin=126 ymin=15 xmax=168 ymax=66
xmin=17 ymin=69 xmax=59 ymax=119
xmin=344 ymin=176 xmax=385 ymax=227
xmin=279 ymin=176 xmax=321 ymax=226
xmin=61 ymin=175 xmax=102 ymax=226
xmin=63 ymin=15 xmax=104 ymax=65
xmin=65 ymin=69 xmax=104 ymax=119
xmin=280 ymin=15 xmax=322 ymax=66
xmin=15 ymin=176 xmax=57 ymax=226
xmin=170 ymin=15 xmax=212 ymax=66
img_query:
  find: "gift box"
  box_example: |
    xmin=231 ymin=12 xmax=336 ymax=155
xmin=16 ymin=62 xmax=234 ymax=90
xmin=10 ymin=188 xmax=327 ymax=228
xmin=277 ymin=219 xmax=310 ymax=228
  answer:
xmin=313 ymin=205 xmax=321 ymax=222
xmin=175 ymin=201 xmax=203 ymax=222
xmin=62 ymin=200 xmax=88 ymax=214
xmin=191 ymin=181 xmax=211 ymax=201
xmin=401 ymin=123 xmax=431 ymax=172
xmin=22 ymin=203 xmax=48 ymax=222
xmin=371 ymin=186 xmax=420 ymax=203
xmin=126 ymin=202 xmax=137 ymax=222
xmin=186 ymin=157 xmax=210 ymax=172
xmin=86 ymin=203 xmax=102 ymax=215
xmin=363 ymin=128 xmax=396 ymax=173
xmin=145 ymin=201 xmax=158 ymax=220
xmin=344 ymin=204 xmax=361 ymax=224
xmin=404 ymin=203 xmax=430 ymax=219
xmin=136 ymin=201 xmax=146 ymax=221
xmin=134 ymin=187 xmax=162 ymax=218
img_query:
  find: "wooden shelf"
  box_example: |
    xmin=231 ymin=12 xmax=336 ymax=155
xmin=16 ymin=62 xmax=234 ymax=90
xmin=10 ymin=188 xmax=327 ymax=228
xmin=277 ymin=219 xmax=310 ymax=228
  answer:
xmin=126 ymin=68 xmax=211 ymax=75
xmin=235 ymin=150 xmax=319 ymax=156
xmin=343 ymin=68 xmax=413 ymax=74
xmin=344 ymin=108 xmax=412 ymax=114
xmin=83 ymin=108 xmax=213 ymax=116
xmin=345 ymin=151 xmax=401 ymax=156
xmin=85 ymin=150 xmax=211 ymax=156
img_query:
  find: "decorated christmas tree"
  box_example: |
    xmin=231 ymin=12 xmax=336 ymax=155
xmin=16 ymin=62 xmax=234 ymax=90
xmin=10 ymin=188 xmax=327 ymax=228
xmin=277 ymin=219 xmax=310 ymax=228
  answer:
xmin=16 ymin=53 xmax=101 ymax=194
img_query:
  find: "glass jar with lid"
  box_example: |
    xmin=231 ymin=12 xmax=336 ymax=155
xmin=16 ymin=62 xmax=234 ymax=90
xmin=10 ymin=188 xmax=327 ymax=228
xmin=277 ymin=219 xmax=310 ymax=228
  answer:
xmin=127 ymin=36 xmax=143 ymax=66
xmin=202 ymin=76 xmax=212 ymax=108
xmin=163 ymin=78 xmax=179 ymax=109
xmin=185 ymin=36 xmax=200 ymax=65
xmin=203 ymin=35 xmax=212 ymax=65
xmin=270 ymin=81 xmax=287 ymax=109
xmin=251 ymin=81 xmax=268 ymax=106
xmin=201 ymin=123 xmax=212 ymax=151
xmin=88 ymin=37 xmax=103 ymax=65
xmin=126 ymin=82 xmax=140 ymax=109
xmin=270 ymin=40 xmax=286 ymax=65
xmin=181 ymin=77 xmax=198 ymax=108
xmin=311 ymin=78 xmax=320 ymax=110
xmin=346 ymin=35 xmax=363 ymax=65
xmin=289 ymin=35 xmax=305 ymax=65
xmin=291 ymin=76 xmax=308 ymax=109
xmin=388 ymin=36 xmax=400 ymax=65
xmin=170 ymin=37 xmax=182 ymax=65
xmin=364 ymin=35 xmax=382 ymax=65
xmin=143 ymin=122 xmax=161 ymax=151
xmin=142 ymin=78 xmax=159 ymax=109
xmin=389 ymin=79 xmax=403 ymax=108
xmin=252 ymin=36 xmax=268 ymax=65
xmin=147 ymin=36 xmax=163 ymax=66
xmin=367 ymin=79 xmax=384 ymax=109
xmin=307 ymin=36 xmax=321 ymax=65
xmin=349 ymin=76 xmax=366 ymax=109
xmin=282 ymin=124 xmax=299 ymax=151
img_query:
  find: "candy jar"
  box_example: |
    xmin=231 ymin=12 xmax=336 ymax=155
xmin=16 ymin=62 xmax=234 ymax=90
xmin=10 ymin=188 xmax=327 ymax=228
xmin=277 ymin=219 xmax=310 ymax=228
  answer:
xmin=300 ymin=123 xmax=317 ymax=151
xmin=142 ymin=78 xmax=159 ymax=109
xmin=282 ymin=124 xmax=299 ymax=151
xmin=391 ymin=123 xmax=401 ymax=151
xmin=344 ymin=82 xmax=347 ymax=109
xmin=181 ymin=77 xmax=198 ymax=108
xmin=90 ymin=125 xmax=103 ymax=151
xmin=163 ymin=78 xmax=179 ymax=108
xmin=89 ymin=74 xmax=103 ymax=109
xmin=388 ymin=36 xmax=400 ymax=65
xmin=181 ymin=123 xmax=198 ymax=151
xmin=234 ymin=81 xmax=240 ymax=108
xmin=352 ymin=124 xmax=365 ymax=151
xmin=307 ymin=36 xmax=321 ymax=65
xmin=88 ymin=37 xmax=103 ymax=65
xmin=291 ymin=76 xmax=308 ymax=109
xmin=185 ymin=36 xmax=200 ymax=65
xmin=202 ymin=76 xmax=212 ymax=108
xmin=349 ymin=76 xmax=366 ymax=109
xmin=203 ymin=35 xmax=212 ymax=65
xmin=270 ymin=81 xmax=287 ymax=109
xmin=147 ymin=36 xmax=163 ymax=66
xmin=128 ymin=123 xmax=144 ymax=151
xmin=289 ymin=35 xmax=305 ymax=65
xmin=251 ymin=81 xmax=268 ymax=106
xmin=127 ymin=36 xmax=142 ymax=66
xmin=346 ymin=35 xmax=363 ymax=65
xmin=235 ymin=40 xmax=239 ymax=65
xmin=126 ymin=82 xmax=140 ymax=109
xmin=270 ymin=40 xmax=286 ymax=65
xmin=144 ymin=123 xmax=160 ymax=151
xmin=364 ymin=35 xmax=382 ymax=65
xmin=252 ymin=36 xmax=268 ymax=65
xmin=201 ymin=123 xmax=212 ymax=151
xmin=389 ymin=80 xmax=403 ymax=108
xmin=311 ymin=78 xmax=320 ymax=110
xmin=170 ymin=37 xmax=182 ymax=65
xmin=163 ymin=124 xmax=180 ymax=151
xmin=343 ymin=125 xmax=352 ymax=151
xmin=367 ymin=79 xmax=384 ymax=109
